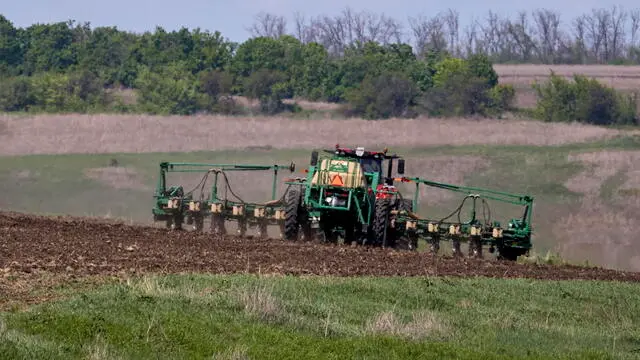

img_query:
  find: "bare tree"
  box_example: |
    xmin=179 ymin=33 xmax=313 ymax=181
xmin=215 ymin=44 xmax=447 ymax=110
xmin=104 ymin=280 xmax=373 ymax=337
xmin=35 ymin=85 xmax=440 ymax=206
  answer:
xmin=244 ymin=7 xmax=640 ymax=64
xmin=248 ymin=12 xmax=287 ymax=39
xmin=572 ymin=15 xmax=588 ymax=63
xmin=342 ymin=8 xmax=403 ymax=45
xmin=408 ymin=13 xmax=447 ymax=56
xmin=532 ymin=9 xmax=563 ymax=63
xmin=505 ymin=11 xmax=536 ymax=62
xmin=582 ymin=11 xmax=604 ymax=62
xmin=479 ymin=11 xmax=509 ymax=59
xmin=295 ymin=8 xmax=404 ymax=55
xmin=461 ymin=17 xmax=480 ymax=56
xmin=292 ymin=11 xmax=319 ymax=44
xmin=443 ymin=9 xmax=460 ymax=56
xmin=313 ymin=14 xmax=348 ymax=54
xmin=609 ymin=6 xmax=627 ymax=60
xmin=630 ymin=9 xmax=640 ymax=46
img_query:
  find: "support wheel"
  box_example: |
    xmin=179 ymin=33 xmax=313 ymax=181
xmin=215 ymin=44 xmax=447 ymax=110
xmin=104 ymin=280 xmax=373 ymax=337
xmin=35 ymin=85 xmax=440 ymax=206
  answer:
xmin=451 ymin=237 xmax=462 ymax=258
xmin=257 ymin=221 xmax=269 ymax=239
xmin=171 ymin=214 xmax=183 ymax=231
xmin=193 ymin=215 xmax=204 ymax=232
xmin=469 ymin=237 xmax=483 ymax=258
xmin=210 ymin=214 xmax=226 ymax=236
xmin=429 ymin=234 xmax=440 ymax=254
xmin=237 ymin=219 xmax=247 ymax=237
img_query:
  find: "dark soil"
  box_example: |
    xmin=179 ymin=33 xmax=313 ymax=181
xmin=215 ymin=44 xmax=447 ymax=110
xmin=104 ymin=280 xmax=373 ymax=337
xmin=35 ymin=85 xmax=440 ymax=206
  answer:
xmin=2 ymin=211 xmax=639 ymax=283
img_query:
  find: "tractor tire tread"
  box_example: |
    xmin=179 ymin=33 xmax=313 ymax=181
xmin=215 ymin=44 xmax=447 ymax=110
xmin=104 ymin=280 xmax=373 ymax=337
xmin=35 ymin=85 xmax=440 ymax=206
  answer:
xmin=372 ymin=198 xmax=391 ymax=246
xmin=284 ymin=186 xmax=302 ymax=241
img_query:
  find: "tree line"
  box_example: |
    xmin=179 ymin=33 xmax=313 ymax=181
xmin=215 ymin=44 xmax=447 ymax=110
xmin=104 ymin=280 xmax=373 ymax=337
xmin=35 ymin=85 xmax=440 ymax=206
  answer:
xmin=0 ymin=10 xmax=637 ymax=125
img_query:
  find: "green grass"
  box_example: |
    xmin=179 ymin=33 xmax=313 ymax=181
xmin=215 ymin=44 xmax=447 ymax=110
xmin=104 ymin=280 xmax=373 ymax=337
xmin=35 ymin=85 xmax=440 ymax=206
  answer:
xmin=1 ymin=274 xmax=639 ymax=359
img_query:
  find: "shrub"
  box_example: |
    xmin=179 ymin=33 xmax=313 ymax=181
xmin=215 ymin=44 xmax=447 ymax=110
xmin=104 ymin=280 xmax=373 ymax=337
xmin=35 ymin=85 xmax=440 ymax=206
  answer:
xmin=0 ymin=76 xmax=35 ymax=111
xmin=421 ymin=73 xmax=492 ymax=116
xmin=489 ymin=84 xmax=516 ymax=112
xmin=533 ymin=72 xmax=638 ymax=125
xmin=242 ymin=69 xmax=292 ymax=114
xmin=420 ymin=56 xmax=499 ymax=117
xmin=198 ymin=69 xmax=239 ymax=114
xmin=432 ymin=57 xmax=470 ymax=88
xmin=0 ymin=71 xmax=111 ymax=113
xmin=135 ymin=64 xmax=203 ymax=115
xmin=467 ymin=53 xmax=499 ymax=88
xmin=345 ymin=72 xmax=418 ymax=119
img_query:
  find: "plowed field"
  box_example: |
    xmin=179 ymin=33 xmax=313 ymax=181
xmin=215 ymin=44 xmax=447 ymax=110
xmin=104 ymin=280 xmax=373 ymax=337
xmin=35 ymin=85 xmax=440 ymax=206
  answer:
xmin=2 ymin=212 xmax=639 ymax=282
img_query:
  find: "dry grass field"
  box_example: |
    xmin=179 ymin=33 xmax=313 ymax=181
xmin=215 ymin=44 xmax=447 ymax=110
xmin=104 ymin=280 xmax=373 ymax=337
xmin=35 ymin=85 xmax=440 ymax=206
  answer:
xmin=556 ymin=150 xmax=640 ymax=269
xmin=0 ymin=114 xmax=630 ymax=156
xmin=494 ymin=64 xmax=640 ymax=109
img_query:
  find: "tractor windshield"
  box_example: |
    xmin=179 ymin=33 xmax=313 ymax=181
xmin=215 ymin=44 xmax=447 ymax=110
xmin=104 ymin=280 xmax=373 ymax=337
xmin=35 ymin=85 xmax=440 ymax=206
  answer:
xmin=359 ymin=158 xmax=382 ymax=175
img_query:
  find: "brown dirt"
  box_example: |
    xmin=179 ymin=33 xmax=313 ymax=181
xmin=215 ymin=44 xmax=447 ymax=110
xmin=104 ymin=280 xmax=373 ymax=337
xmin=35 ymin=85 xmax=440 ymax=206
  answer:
xmin=1 ymin=212 xmax=639 ymax=284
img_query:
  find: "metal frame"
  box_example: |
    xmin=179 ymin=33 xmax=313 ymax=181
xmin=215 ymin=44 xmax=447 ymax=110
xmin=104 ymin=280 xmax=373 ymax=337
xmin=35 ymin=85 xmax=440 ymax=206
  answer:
xmin=392 ymin=176 xmax=534 ymax=258
xmin=152 ymin=161 xmax=295 ymax=235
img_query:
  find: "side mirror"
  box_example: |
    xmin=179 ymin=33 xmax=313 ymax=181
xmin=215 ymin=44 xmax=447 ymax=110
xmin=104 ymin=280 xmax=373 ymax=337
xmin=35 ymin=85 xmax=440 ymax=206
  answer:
xmin=397 ymin=159 xmax=405 ymax=175
xmin=310 ymin=151 xmax=318 ymax=166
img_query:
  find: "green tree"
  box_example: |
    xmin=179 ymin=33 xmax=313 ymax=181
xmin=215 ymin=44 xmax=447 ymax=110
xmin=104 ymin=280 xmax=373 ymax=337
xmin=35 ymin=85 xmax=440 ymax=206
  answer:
xmin=0 ymin=76 xmax=34 ymax=111
xmin=187 ymin=29 xmax=235 ymax=73
xmin=243 ymin=69 xmax=292 ymax=114
xmin=231 ymin=37 xmax=287 ymax=78
xmin=345 ymin=72 xmax=418 ymax=119
xmin=135 ymin=63 xmax=202 ymax=115
xmin=22 ymin=21 xmax=76 ymax=74
xmin=74 ymin=26 xmax=134 ymax=85
xmin=423 ymin=56 xmax=496 ymax=116
xmin=467 ymin=53 xmax=499 ymax=87
xmin=198 ymin=69 xmax=238 ymax=113
xmin=0 ymin=15 xmax=23 ymax=75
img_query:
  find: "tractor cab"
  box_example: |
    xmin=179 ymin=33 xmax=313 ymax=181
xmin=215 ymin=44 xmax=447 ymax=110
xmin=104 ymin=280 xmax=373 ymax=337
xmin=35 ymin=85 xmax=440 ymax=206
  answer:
xmin=314 ymin=145 xmax=405 ymax=187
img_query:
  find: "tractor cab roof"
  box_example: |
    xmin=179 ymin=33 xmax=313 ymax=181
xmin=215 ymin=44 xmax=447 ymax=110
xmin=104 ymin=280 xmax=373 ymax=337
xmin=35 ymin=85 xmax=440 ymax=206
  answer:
xmin=323 ymin=145 xmax=401 ymax=160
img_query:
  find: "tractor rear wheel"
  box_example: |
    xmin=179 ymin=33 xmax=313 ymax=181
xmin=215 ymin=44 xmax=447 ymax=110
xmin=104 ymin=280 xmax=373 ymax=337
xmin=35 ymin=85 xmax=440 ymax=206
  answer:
xmin=372 ymin=198 xmax=391 ymax=246
xmin=284 ymin=185 xmax=304 ymax=241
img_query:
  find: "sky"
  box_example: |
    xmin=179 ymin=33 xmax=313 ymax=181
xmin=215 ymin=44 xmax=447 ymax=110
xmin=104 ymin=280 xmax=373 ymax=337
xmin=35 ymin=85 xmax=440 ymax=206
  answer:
xmin=2 ymin=0 xmax=636 ymax=43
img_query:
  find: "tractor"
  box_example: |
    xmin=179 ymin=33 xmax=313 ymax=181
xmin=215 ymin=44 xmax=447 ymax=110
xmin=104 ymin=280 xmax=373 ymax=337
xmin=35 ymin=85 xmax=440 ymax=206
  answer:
xmin=282 ymin=145 xmax=414 ymax=248
xmin=150 ymin=146 xmax=534 ymax=260
xmin=282 ymin=145 xmax=534 ymax=259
